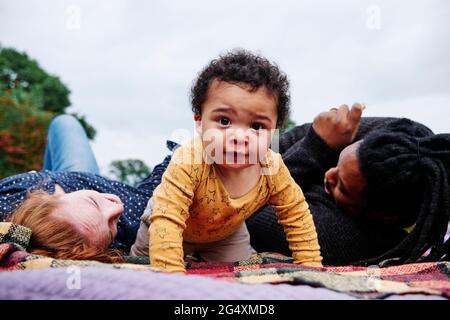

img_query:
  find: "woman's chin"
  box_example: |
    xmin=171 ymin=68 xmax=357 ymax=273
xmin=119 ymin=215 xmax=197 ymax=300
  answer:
xmin=112 ymin=226 xmax=118 ymax=239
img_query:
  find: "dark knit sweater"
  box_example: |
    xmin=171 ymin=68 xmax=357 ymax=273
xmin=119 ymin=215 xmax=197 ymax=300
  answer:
xmin=246 ymin=117 xmax=409 ymax=266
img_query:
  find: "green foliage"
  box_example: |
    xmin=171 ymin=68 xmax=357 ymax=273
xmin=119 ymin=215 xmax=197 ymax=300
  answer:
xmin=0 ymin=46 xmax=96 ymax=139
xmin=0 ymin=46 xmax=97 ymax=177
xmin=0 ymin=47 xmax=70 ymax=113
xmin=107 ymin=159 xmax=152 ymax=187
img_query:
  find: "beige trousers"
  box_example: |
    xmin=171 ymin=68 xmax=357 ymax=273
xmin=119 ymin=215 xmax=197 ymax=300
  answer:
xmin=130 ymin=197 xmax=256 ymax=262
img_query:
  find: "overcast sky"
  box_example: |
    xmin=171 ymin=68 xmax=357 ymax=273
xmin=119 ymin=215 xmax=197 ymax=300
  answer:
xmin=1 ymin=0 xmax=449 ymax=174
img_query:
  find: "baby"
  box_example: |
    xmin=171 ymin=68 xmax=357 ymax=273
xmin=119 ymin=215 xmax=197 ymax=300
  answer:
xmin=131 ymin=49 xmax=323 ymax=273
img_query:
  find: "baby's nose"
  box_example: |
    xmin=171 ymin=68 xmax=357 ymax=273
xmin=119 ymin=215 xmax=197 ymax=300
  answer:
xmin=230 ymin=129 xmax=249 ymax=146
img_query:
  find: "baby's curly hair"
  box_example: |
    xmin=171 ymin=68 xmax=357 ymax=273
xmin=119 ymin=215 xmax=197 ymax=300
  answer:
xmin=190 ymin=49 xmax=291 ymax=128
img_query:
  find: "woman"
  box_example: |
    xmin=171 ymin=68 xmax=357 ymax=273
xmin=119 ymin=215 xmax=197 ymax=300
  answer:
xmin=0 ymin=114 xmax=172 ymax=262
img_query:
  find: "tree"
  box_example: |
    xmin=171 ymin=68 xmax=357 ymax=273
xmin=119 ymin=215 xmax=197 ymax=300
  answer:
xmin=0 ymin=47 xmax=70 ymax=113
xmin=107 ymin=159 xmax=151 ymax=187
xmin=0 ymin=46 xmax=96 ymax=139
xmin=0 ymin=46 xmax=97 ymax=177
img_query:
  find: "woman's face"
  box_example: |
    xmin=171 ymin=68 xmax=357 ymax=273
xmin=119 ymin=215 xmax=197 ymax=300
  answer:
xmin=53 ymin=190 xmax=124 ymax=248
xmin=324 ymin=141 xmax=368 ymax=217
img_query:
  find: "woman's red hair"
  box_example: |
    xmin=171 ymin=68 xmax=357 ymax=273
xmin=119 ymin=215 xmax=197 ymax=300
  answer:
xmin=8 ymin=190 xmax=124 ymax=263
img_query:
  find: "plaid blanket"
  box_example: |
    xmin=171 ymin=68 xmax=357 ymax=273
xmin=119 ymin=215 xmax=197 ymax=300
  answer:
xmin=1 ymin=222 xmax=449 ymax=299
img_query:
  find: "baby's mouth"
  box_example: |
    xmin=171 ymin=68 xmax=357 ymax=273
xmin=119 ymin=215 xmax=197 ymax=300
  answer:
xmin=223 ymin=152 xmax=248 ymax=164
xmin=225 ymin=151 xmax=247 ymax=157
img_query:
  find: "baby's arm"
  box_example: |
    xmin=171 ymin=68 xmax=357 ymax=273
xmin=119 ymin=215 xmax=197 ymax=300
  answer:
xmin=268 ymin=154 xmax=323 ymax=267
xmin=149 ymin=148 xmax=198 ymax=273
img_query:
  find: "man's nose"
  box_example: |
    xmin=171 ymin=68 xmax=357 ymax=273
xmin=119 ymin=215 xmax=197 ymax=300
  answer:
xmin=324 ymin=167 xmax=338 ymax=186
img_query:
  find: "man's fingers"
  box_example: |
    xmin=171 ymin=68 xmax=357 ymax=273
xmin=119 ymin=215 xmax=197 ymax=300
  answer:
xmin=347 ymin=103 xmax=365 ymax=140
xmin=347 ymin=103 xmax=365 ymax=125
xmin=336 ymin=104 xmax=349 ymax=122
xmin=352 ymin=102 xmax=366 ymax=112
xmin=338 ymin=104 xmax=350 ymax=112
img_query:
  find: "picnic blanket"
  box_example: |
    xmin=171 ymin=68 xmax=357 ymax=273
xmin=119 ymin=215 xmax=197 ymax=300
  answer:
xmin=1 ymin=222 xmax=449 ymax=299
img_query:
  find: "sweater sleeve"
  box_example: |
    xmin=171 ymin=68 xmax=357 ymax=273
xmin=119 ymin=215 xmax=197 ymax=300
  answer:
xmin=280 ymin=117 xmax=401 ymax=188
xmin=281 ymin=126 xmax=340 ymax=188
xmin=149 ymin=147 xmax=199 ymax=273
xmin=267 ymin=154 xmax=323 ymax=266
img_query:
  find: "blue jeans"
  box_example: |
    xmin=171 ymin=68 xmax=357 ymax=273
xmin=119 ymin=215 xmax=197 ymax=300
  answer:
xmin=43 ymin=115 xmax=100 ymax=174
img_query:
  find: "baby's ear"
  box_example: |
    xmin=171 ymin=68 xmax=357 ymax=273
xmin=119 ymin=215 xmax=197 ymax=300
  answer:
xmin=194 ymin=114 xmax=202 ymax=134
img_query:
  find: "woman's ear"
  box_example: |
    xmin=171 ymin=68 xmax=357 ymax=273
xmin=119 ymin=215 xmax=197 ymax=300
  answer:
xmin=194 ymin=113 xmax=202 ymax=135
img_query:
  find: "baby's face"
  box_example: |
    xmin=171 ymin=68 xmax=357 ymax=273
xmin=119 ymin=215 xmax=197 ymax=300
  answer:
xmin=196 ymin=80 xmax=278 ymax=169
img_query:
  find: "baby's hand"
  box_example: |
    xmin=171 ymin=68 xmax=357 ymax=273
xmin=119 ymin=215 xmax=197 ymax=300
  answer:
xmin=312 ymin=103 xmax=365 ymax=150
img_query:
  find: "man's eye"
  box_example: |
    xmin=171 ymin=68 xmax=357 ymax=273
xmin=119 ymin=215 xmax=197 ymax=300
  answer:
xmin=251 ymin=123 xmax=264 ymax=130
xmin=218 ymin=117 xmax=230 ymax=125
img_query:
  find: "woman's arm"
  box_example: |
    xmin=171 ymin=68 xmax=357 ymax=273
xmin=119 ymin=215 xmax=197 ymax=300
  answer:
xmin=135 ymin=141 xmax=181 ymax=194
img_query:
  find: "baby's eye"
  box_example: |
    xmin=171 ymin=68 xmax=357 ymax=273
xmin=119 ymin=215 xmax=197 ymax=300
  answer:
xmin=251 ymin=122 xmax=265 ymax=130
xmin=218 ymin=117 xmax=231 ymax=126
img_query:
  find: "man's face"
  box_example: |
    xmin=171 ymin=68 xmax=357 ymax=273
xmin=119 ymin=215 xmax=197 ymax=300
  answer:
xmin=195 ymin=80 xmax=278 ymax=170
xmin=324 ymin=141 xmax=368 ymax=217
